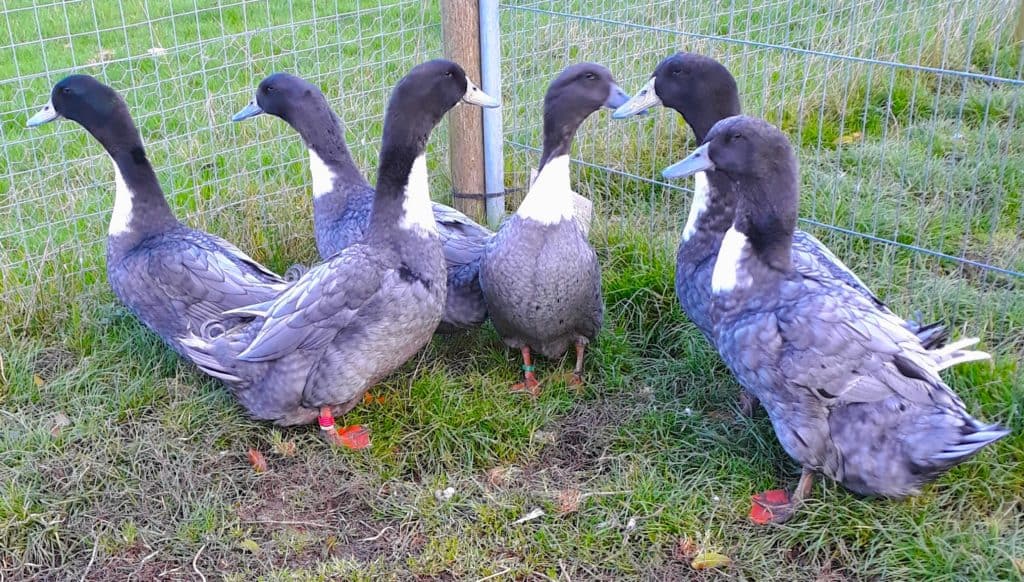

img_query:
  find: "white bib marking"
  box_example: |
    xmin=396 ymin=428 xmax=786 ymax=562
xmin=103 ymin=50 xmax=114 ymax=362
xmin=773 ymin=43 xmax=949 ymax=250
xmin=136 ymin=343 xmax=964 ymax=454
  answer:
xmin=712 ymin=226 xmax=753 ymax=293
xmin=515 ymin=155 xmax=576 ymax=226
xmin=399 ymin=154 xmax=437 ymax=235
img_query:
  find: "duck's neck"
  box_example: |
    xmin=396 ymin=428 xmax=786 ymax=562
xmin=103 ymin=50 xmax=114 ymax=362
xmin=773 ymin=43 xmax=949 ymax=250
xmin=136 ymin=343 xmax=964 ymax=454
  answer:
xmin=712 ymin=179 xmax=796 ymax=294
xmin=675 ymin=103 xmax=742 ymax=269
xmin=291 ymin=106 xmax=370 ymax=216
xmin=368 ymin=141 xmax=436 ymax=242
xmin=676 ymin=171 xmax=737 ymax=274
xmin=98 ymin=123 xmax=179 ymax=251
xmin=515 ymin=107 xmax=588 ymax=226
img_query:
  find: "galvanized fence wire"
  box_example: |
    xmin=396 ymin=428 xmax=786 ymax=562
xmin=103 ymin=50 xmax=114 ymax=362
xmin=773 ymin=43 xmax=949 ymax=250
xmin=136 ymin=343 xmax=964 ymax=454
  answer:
xmin=498 ymin=0 xmax=1024 ymax=347
xmin=2 ymin=0 xmax=1022 ymax=348
xmin=0 ymin=0 xmax=443 ymax=315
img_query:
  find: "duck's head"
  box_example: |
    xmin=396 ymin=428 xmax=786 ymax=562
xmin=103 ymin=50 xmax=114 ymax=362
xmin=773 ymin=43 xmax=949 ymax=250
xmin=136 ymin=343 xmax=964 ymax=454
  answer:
xmin=536 ymin=63 xmax=627 ymax=166
xmin=545 ymin=62 xmax=628 ymax=117
xmin=28 ymin=74 xmax=127 ymax=130
xmin=27 ymin=75 xmax=140 ymax=149
xmin=613 ymin=52 xmax=740 ymax=141
xmin=232 ymin=72 xmax=329 ymax=123
xmin=664 ymin=115 xmax=798 ymax=246
xmin=390 ymin=59 xmax=499 ymax=123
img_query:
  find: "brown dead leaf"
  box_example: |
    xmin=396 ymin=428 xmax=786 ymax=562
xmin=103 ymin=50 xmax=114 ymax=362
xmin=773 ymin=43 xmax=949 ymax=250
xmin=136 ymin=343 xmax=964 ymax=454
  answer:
xmin=273 ymin=440 xmax=297 ymax=457
xmin=692 ymin=551 xmax=731 ymax=570
xmin=33 ymin=374 xmax=45 ymax=387
xmin=247 ymin=448 xmax=268 ymax=473
xmin=835 ymin=131 xmax=863 ymax=146
xmin=49 ymin=411 xmax=71 ymax=438
xmin=557 ymin=488 xmax=582 ymax=515
xmin=1012 ymin=558 xmax=1024 ymax=576
xmin=485 ymin=466 xmax=512 ymax=487
xmin=672 ymin=536 xmax=699 ymax=561
xmin=89 ymin=48 xmax=115 ymax=64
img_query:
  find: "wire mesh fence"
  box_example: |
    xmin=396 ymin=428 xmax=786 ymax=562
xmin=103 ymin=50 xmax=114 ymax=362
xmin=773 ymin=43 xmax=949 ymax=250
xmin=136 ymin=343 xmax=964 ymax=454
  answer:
xmin=0 ymin=0 xmax=445 ymax=324
xmin=499 ymin=0 xmax=1024 ymax=351
xmin=2 ymin=0 xmax=1022 ymax=352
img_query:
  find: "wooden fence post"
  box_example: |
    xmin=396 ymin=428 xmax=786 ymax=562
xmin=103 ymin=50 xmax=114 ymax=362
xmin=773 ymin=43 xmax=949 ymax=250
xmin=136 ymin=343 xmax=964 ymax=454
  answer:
xmin=440 ymin=0 xmax=486 ymax=223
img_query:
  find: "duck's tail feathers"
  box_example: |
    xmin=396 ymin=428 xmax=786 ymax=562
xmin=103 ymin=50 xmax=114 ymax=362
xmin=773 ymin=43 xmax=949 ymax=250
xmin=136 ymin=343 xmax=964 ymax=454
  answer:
xmin=929 ymin=337 xmax=992 ymax=371
xmin=284 ymin=263 xmax=308 ymax=282
xmin=911 ymin=318 xmax=950 ymax=350
xmin=178 ymin=333 xmax=243 ymax=384
xmin=933 ymin=421 xmax=1010 ymax=462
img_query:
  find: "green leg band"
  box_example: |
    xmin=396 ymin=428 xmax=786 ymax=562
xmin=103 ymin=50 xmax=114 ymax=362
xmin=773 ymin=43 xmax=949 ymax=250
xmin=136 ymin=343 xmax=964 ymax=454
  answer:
xmin=522 ymin=364 xmax=535 ymax=372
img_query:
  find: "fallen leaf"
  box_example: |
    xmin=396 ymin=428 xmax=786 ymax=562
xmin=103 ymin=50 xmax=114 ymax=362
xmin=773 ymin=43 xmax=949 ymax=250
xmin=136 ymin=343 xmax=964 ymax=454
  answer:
xmin=556 ymin=488 xmax=582 ymax=515
xmin=434 ymin=487 xmax=455 ymax=502
xmin=247 ymin=448 xmax=268 ymax=473
xmin=337 ymin=425 xmax=371 ymax=449
xmin=237 ymin=538 xmax=260 ymax=554
xmin=89 ymin=48 xmax=115 ymax=64
xmin=49 ymin=411 xmax=71 ymax=438
xmin=749 ymin=489 xmax=791 ymax=525
xmin=362 ymin=392 xmax=386 ymax=405
xmin=532 ymin=429 xmax=557 ymax=445
xmin=512 ymin=507 xmax=544 ymax=525
xmin=33 ymin=374 xmax=45 ymax=387
xmin=673 ymin=536 xmax=698 ymax=560
xmin=273 ymin=440 xmax=297 ymax=457
xmin=691 ymin=551 xmax=731 ymax=570
xmin=835 ymin=131 xmax=863 ymax=146
xmin=1013 ymin=558 xmax=1024 ymax=575
xmin=485 ymin=466 xmax=512 ymax=487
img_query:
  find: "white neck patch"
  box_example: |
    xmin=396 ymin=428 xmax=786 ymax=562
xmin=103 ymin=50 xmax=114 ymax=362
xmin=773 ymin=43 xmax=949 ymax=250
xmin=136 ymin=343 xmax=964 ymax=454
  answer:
xmin=109 ymin=161 xmax=134 ymax=236
xmin=712 ymin=226 xmax=753 ymax=293
xmin=308 ymin=149 xmax=337 ymax=199
xmin=399 ymin=154 xmax=437 ymax=235
xmin=681 ymin=171 xmax=710 ymax=242
xmin=515 ymin=155 xmax=576 ymax=226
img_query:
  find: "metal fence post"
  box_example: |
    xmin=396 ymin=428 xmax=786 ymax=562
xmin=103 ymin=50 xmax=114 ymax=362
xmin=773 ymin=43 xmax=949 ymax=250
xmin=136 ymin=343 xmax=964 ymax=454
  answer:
xmin=441 ymin=0 xmax=486 ymax=223
xmin=480 ymin=0 xmax=506 ymax=228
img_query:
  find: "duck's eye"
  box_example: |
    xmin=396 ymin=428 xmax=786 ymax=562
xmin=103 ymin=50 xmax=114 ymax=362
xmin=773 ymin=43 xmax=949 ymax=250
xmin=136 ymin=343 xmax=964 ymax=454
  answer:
xmin=733 ymin=133 xmax=744 ymax=140
xmin=585 ymin=72 xmax=596 ymax=80
xmin=62 ymin=87 xmax=73 ymax=95
xmin=264 ymin=86 xmax=275 ymax=94
xmin=672 ymin=68 xmax=682 ymax=76
xmin=444 ymin=71 xmax=453 ymax=78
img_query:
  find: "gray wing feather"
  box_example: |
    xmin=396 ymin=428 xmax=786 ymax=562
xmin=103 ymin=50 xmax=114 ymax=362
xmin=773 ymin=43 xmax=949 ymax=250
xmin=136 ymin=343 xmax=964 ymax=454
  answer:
xmin=235 ymin=246 xmax=386 ymax=362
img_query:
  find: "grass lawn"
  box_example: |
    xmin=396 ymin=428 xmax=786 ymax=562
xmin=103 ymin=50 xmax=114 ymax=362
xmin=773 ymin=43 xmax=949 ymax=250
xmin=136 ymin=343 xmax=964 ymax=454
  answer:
xmin=1 ymin=0 xmax=1022 ymax=579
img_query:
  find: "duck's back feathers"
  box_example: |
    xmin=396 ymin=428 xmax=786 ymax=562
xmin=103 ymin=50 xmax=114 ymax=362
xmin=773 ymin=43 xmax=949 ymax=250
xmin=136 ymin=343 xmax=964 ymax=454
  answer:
xmin=110 ymin=226 xmax=287 ymax=354
xmin=717 ymin=243 xmax=1007 ymax=498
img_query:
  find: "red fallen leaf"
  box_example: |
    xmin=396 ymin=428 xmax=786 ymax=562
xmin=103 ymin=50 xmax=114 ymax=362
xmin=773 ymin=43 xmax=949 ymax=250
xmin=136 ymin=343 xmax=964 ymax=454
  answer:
xmin=673 ymin=536 xmax=698 ymax=560
xmin=362 ymin=392 xmax=386 ymax=405
xmin=247 ymin=448 xmax=268 ymax=473
xmin=337 ymin=425 xmax=371 ymax=450
xmin=557 ymin=488 xmax=582 ymax=515
xmin=749 ymin=489 xmax=791 ymax=525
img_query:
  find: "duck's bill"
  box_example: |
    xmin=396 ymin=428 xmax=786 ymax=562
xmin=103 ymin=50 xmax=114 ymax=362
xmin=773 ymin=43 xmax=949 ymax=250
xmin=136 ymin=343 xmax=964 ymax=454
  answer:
xmin=662 ymin=143 xmax=714 ymax=179
xmin=612 ymin=76 xmax=661 ymax=119
xmin=231 ymin=98 xmax=264 ymax=122
xmin=26 ymin=100 xmax=59 ymax=127
xmin=603 ymin=83 xmax=630 ymax=110
xmin=462 ymin=79 xmax=500 ymax=108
